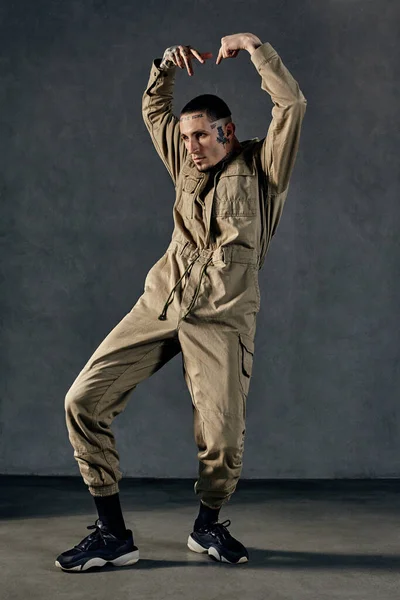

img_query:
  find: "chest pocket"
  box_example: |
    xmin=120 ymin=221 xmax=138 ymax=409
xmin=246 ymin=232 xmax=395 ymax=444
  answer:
xmin=213 ymin=165 xmax=257 ymax=218
xmin=181 ymin=176 xmax=202 ymax=219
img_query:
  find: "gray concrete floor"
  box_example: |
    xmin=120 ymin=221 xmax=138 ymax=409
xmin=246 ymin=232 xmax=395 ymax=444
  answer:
xmin=1 ymin=477 xmax=400 ymax=600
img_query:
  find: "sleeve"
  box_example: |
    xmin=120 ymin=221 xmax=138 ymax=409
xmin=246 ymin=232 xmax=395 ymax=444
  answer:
xmin=142 ymin=59 xmax=188 ymax=186
xmin=250 ymin=42 xmax=307 ymax=195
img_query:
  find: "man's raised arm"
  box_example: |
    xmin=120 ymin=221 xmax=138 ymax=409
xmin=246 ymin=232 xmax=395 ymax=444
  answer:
xmin=217 ymin=33 xmax=307 ymax=195
xmin=142 ymin=45 xmax=212 ymax=185
xmin=247 ymin=38 xmax=307 ymax=195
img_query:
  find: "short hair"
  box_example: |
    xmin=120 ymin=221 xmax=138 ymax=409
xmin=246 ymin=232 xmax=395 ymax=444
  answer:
xmin=180 ymin=94 xmax=231 ymax=122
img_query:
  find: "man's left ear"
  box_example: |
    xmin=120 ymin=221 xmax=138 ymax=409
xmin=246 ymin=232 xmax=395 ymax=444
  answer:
xmin=227 ymin=122 xmax=235 ymax=137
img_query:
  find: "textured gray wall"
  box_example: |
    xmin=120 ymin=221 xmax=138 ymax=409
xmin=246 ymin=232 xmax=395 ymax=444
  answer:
xmin=1 ymin=1 xmax=399 ymax=478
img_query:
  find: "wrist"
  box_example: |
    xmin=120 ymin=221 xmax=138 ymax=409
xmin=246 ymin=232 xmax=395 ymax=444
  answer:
xmin=159 ymin=58 xmax=175 ymax=71
xmin=246 ymin=43 xmax=262 ymax=55
xmin=244 ymin=34 xmax=262 ymax=55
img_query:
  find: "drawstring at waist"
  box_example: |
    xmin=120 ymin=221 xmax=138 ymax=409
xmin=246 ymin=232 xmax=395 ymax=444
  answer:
xmin=158 ymin=253 xmax=213 ymax=321
xmin=181 ymin=256 xmax=213 ymax=320
xmin=157 ymin=243 xmax=259 ymax=322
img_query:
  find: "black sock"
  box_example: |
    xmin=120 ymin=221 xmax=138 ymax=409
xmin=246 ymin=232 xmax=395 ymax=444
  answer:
xmin=194 ymin=502 xmax=221 ymax=531
xmin=93 ymin=493 xmax=127 ymax=539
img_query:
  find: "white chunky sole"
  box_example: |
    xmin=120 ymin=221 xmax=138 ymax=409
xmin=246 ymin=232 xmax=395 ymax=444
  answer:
xmin=55 ymin=549 xmax=140 ymax=572
xmin=187 ymin=535 xmax=248 ymax=564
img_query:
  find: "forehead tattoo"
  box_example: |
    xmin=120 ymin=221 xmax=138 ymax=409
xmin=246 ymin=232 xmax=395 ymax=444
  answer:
xmin=179 ymin=113 xmax=204 ymax=122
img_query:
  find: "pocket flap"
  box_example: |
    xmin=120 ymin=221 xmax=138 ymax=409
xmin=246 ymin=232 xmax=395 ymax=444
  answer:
xmin=183 ymin=177 xmax=200 ymax=193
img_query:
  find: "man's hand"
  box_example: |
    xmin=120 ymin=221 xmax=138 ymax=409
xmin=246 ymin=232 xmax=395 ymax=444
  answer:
xmin=216 ymin=33 xmax=262 ymax=64
xmin=160 ymin=45 xmax=213 ymax=76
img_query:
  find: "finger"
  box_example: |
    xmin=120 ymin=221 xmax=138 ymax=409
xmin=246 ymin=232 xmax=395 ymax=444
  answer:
xmin=190 ymin=47 xmax=205 ymax=63
xmin=221 ymin=48 xmax=229 ymax=61
xmin=180 ymin=48 xmax=193 ymax=75
xmin=173 ymin=49 xmax=184 ymax=69
xmin=190 ymin=49 xmax=213 ymax=63
xmin=186 ymin=56 xmax=194 ymax=76
xmin=216 ymin=47 xmax=223 ymax=65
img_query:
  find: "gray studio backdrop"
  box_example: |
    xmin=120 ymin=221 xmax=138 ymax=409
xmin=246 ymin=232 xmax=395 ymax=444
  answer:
xmin=1 ymin=1 xmax=399 ymax=478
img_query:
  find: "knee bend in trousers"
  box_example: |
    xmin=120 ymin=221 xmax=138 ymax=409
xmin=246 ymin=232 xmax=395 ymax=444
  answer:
xmin=64 ymin=384 xmax=87 ymax=421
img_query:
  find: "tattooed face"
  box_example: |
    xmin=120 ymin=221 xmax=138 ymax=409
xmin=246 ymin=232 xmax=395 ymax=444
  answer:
xmin=179 ymin=113 xmax=235 ymax=171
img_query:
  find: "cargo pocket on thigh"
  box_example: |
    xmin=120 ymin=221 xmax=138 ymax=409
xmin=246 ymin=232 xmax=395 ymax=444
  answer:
xmin=238 ymin=333 xmax=255 ymax=397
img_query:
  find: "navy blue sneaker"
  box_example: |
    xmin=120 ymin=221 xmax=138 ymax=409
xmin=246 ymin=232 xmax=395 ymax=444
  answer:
xmin=187 ymin=519 xmax=249 ymax=564
xmin=55 ymin=519 xmax=139 ymax=571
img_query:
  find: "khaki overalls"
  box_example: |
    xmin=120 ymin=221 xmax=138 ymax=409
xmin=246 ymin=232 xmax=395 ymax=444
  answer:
xmin=65 ymin=42 xmax=307 ymax=508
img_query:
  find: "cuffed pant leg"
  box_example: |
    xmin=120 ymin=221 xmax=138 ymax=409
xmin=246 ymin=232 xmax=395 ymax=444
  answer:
xmin=180 ymin=323 xmax=254 ymax=509
xmin=65 ymin=307 xmax=180 ymax=497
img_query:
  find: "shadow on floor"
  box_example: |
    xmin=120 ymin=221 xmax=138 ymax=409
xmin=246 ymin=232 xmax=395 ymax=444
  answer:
xmin=56 ymin=549 xmax=400 ymax=573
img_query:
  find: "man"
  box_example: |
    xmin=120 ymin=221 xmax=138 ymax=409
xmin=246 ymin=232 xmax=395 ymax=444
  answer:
xmin=55 ymin=32 xmax=307 ymax=570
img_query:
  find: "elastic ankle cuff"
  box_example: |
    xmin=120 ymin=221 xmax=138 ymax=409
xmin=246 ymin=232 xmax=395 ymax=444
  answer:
xmin=89 ymin=483 xmax=120 ymax=497
xmin=200 ymin=500 xmax=222 ymax=510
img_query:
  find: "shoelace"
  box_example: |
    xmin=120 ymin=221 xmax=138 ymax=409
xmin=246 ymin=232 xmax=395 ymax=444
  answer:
xmin=75 ymin=520 xmax=110 ymax=550
xmin=199 ymin=519 xmax=232 ymax=543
